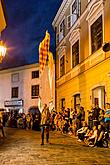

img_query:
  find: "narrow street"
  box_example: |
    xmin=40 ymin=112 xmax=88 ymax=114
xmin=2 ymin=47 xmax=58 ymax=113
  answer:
xmin=0 ymin=128 xmax=110 ymax=165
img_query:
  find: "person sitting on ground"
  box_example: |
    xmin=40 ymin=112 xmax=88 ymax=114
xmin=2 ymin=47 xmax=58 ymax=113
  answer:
xmin=95 ymin=124 xmax=105 ymax=147
xmin=68 ymin=121 xmax=74 ymax=135
xmin=63 ymin=119 xmax=70 ymax=134
xmin=77 ymin=121 xmax=88 ymax=142
xmin=87 ymin=125 xmax=98 ymax=147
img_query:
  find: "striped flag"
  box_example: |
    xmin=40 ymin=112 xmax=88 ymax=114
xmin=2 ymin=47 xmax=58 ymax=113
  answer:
xmin=39 ymin=31 xmax=50 ymax=73
xmin=48 ymin=51 xmax=54 ymax=98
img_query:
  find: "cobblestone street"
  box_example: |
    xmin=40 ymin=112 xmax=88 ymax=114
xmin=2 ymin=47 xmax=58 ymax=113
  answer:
xmin=0 ymin=128 xmax=110 ymax=165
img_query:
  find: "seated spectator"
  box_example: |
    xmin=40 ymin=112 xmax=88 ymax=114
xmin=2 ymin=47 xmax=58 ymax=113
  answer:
xmin=95 ymin=124 xmax=105 ymax=147
xmin=87 ymin=125 xmax=98 ymax=147
xmin=77 ymin=121 xmax=88 ymax=142
xmin=63 ymin=120 xmax=70 ymax=134
xmin=88 ymin=107 xmax=94 ymax=129
xmin=80 ymin=106 xmax=85 ymax=126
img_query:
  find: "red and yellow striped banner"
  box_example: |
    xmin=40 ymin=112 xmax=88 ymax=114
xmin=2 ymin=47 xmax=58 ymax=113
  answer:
xmin=39 ymin=31 xmax=50 ymax=73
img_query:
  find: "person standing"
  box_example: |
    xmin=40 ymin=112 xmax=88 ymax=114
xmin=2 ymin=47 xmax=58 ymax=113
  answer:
xmin=0 ymin=115 xmax=5 ymax=138
xmin=104 ymin=103 xmax=110 ymax=134
xmin=40 ymin=104 xmax=50 ymax=145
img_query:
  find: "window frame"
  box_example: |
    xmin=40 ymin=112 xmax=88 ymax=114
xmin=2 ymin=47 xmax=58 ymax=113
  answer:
xmin=59 ymin=18 xmax=65 ymax=42
xmin=70 ymin=0 xmax=80 ymax=27
xmin=31 ymin=85 xmax=39 ymax=99
xmin=74 ymin=93 xmax=80 ymax=110
xmin=86 ymin=1 xmax=104 ymax=56
xmin=11 ymin=87 xmax=19 ymax=98
xmin=92 ymin=86 xmax=105 ymax=109
xmin=32 ymin=70 xmax=39 ymax=79
xmin=60 ymin=98 xmax=65 ymax=110
xmin=60 ymin=55 xmax=65 ymax=77
xmin=71 ymin=40 xmax=79 ymax=68
xmin=11 ymin=73 xmax=19 ymax=83
xmin=91 ymin=15 xmax=103 ymax=54
xmin=69 ymin=27 xmax=80 ymax=69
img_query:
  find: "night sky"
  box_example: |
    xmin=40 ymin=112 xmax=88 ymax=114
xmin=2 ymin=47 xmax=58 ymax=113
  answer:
xmin=1 ymin=0 xmax=62 ymax=69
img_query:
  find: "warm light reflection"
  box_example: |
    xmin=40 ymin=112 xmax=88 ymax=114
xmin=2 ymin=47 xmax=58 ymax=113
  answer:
xmin=0 ymin=41 xmax=7 ymax=63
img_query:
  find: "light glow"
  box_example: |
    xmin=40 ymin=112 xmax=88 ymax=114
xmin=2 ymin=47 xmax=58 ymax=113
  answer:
xmin=0 ymin=41 xmax=7 ymax=63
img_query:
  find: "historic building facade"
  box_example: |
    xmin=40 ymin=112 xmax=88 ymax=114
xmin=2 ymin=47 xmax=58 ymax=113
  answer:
xmin=52 ymin=0 xmax=110 ymax=120
xmin=0 ymin=63 xmax=55 ymax=113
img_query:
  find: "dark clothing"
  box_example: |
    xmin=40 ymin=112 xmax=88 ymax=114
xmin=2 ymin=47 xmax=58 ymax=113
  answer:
xmin=78 ymin=132 xmax=85 ymax=141
xmin=33 ymin=115 xmax=40 ymax=131
xmin=40 ymin=106 xmax=50 ymax=145
xmin=0 ymin=126 xmax=5 ymax=137
xmin=0 ymin=120 xmax=5 ymax=137
xmin=41 ymin=125 xmax=49 ymax=144
xmin=92 ymin=107 xmax=101 ymax=120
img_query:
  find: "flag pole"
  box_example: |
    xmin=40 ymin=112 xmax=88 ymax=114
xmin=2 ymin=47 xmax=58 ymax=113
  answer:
xmin=39 ymin=31 xmax=50 ymax=110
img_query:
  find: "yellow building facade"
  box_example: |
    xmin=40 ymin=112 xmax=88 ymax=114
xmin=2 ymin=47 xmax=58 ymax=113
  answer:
xmin=0 ymin=0 xmax=7 ymax=34
xmin=52 ymin=0 xmax=110 ymax=120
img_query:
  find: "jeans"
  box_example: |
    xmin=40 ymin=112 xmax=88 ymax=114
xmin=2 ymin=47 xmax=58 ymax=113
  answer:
xmin=41 ymin=125 xmax=49 ymax=144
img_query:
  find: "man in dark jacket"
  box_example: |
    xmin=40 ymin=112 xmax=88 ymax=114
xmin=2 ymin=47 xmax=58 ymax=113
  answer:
xmin=40 ymin=104 xmax=50 ymax=145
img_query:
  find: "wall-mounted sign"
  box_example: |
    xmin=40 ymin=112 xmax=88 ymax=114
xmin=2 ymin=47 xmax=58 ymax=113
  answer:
xmin=4 ymin=99 xmax=23 ymax=107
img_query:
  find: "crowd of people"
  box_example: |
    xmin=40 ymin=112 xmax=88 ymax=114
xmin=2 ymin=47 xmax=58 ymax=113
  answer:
xmin=0 ymin=103 xmax=110 ymax=148
xmin=53 ymin=103 xmax=110 ymax=148
xmin=1 ymin=110 xmax=41 ymax=131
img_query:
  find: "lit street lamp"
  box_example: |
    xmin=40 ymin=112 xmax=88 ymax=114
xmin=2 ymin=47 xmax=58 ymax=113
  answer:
xmin=0 ymin=40 xmax=7 ymax=63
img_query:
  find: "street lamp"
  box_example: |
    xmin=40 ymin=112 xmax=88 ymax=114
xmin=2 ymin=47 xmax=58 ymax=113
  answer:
xmin=0 ymin=40 xmax=7 ymax=63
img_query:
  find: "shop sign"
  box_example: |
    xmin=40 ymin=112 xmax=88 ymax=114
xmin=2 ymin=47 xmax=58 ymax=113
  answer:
xmin=4 ymin=99 xmax=23 ymax=107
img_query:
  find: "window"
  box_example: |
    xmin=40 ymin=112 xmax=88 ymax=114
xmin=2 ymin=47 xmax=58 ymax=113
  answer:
xmin=74 ymin=94 xmax=80 ymax=110
xmin=11 ymin=73 xmax=19 ymax=82
xmin=92 ymin=86 xmax=105 ymax=108
xmin=11 ymin=87 xmax=18 ymax=98
xmin=32 ymin=70 xmax=39 ymax=79
xmin=60 ymin=98 xmax=65 ymax=110
xmin=71 ymin=0 xmax=78 ymax=25
xmin=91 ymin=16 xmax=103 ymax=53
xmin=59 ymin=19 xmax=65 ymax=42
xmin=72 ymin=40 xmax=79 ymax=68
xmin=67 ymin=0 xmax=80 ymax=28
xmin=31 ymin=85 xmax=39 ymax=99
xmin=60 ymin=55 xmax=65 ymax=77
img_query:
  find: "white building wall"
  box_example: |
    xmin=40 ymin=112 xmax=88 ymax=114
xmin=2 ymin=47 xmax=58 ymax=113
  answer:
xmin=0 ymin=63 xmax=55 ymax=113
xmin=0 ymin=73 xmax=11 ymax=107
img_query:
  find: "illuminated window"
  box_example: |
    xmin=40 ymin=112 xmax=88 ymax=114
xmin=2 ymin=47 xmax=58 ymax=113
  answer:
xmin=92 ymin=86 xmax=105 ymax=108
